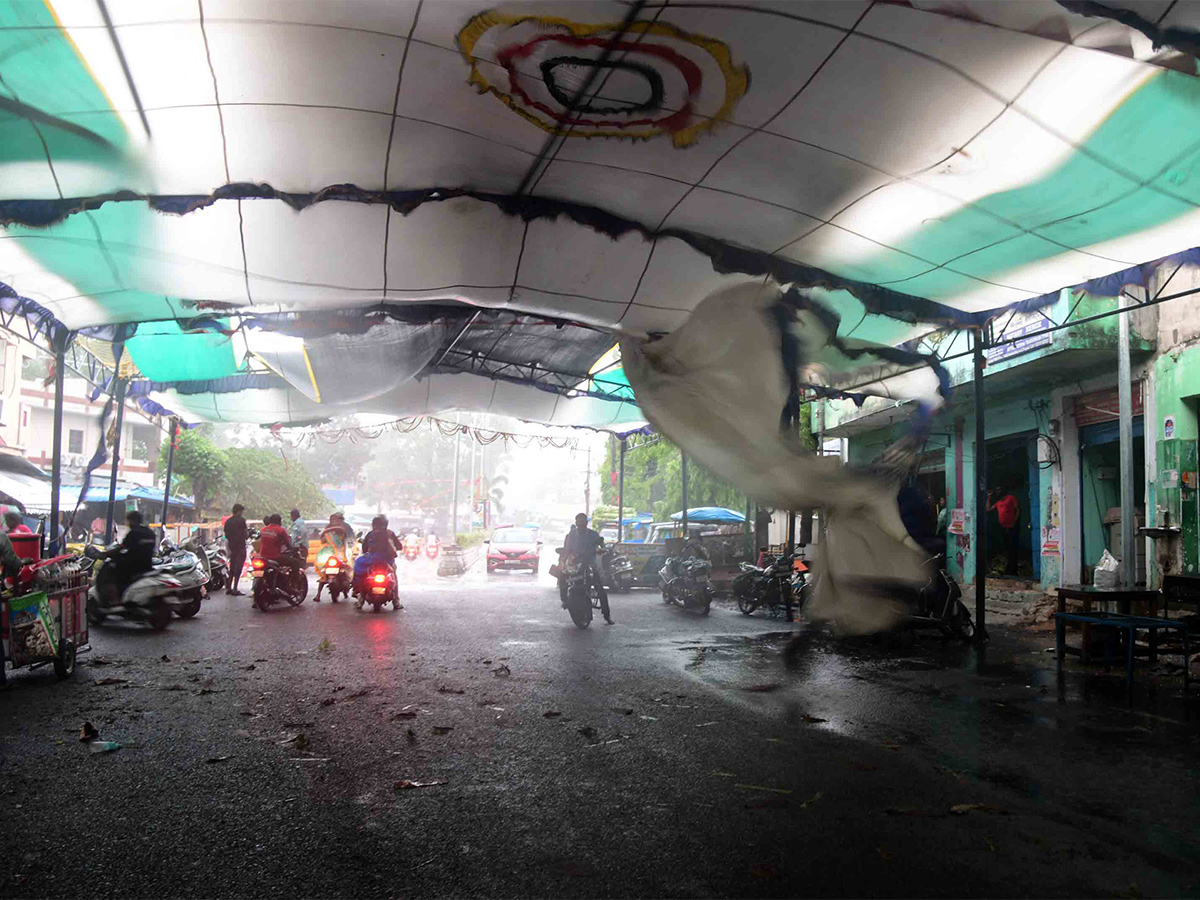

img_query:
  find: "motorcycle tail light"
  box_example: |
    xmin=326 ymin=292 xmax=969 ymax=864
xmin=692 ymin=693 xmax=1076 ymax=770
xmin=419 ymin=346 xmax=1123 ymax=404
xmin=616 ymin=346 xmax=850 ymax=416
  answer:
xmin=373 ymin=572 xmax=387 ymax=584
xmin=251 ymin=558 xmax=265 ymax=570
xmin=325 ymin=560 xmax=339 ymax=573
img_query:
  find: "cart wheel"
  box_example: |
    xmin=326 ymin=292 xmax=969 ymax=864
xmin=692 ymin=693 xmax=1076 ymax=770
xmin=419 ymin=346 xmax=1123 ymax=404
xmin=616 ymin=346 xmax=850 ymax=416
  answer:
xmin=54 ymin=639 xmax=76 ymax=679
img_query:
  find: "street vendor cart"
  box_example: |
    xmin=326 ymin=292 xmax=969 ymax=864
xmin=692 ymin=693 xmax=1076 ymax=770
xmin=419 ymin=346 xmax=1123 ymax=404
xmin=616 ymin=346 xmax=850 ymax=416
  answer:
xmin=0 ymin=554 xmax=90 ymax=684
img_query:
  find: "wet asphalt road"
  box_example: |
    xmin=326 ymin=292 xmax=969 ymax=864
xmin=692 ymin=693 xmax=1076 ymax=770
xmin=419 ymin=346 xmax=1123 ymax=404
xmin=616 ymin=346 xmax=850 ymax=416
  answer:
xmin=2 ymin=557 xmax=1199 ymax=898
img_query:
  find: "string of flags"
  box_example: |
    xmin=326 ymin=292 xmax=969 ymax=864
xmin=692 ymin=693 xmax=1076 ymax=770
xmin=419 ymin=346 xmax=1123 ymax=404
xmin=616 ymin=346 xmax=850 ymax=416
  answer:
xmin=273 ymin=414 xmax=582 ymax=451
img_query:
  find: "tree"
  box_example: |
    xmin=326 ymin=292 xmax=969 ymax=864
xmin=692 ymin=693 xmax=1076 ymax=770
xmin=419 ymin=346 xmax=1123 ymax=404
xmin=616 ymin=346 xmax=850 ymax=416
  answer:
xmin=159 ymin=425 xmax=227 ymax=511
xmin=213 ymin=448 xmax=333 ymax=520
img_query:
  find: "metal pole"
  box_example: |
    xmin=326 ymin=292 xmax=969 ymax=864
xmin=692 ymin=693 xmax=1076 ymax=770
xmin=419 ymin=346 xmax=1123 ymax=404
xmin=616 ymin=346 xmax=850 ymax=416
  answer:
xmin=1118 ymin=293 xmax=1136 ymax=587
xmin=48 ymin=334 xmax=66 ymax=556
xmin=617 ymin=438 xmax=626 ymax=543
xmin=786 ymin=511 xmax=796 ymax=556
xmin=680 ymin=452 xmax=689 ymax=536
xmin=451 ymin=429 xmax=461 ymax=538
xmin=744 ymin=496 xmax=753 ymax=559
xmin=585 ymin=444 xmax=591 ymax=516
xmin=104 ymin=377 xmax=127 ymax=544
xmin=817 ymin=399 xmax=826 ymax=542
xmin=159 ymin=417 xmax=178 ymax=531
xmin=468 ymin=422 xmax=476 ymax=532
xmin=973 ymin=328 xmax=989 ymax=642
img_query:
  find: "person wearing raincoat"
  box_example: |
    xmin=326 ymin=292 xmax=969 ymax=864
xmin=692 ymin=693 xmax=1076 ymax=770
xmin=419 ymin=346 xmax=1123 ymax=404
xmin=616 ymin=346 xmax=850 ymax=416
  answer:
xmin=313 ymin=512 xmax=356 ymax=602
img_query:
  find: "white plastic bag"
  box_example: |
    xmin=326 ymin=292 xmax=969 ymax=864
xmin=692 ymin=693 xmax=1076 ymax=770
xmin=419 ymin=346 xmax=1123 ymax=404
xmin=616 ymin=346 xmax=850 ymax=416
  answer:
xmin=1094 ymin=549 xmax=1120 ymax=588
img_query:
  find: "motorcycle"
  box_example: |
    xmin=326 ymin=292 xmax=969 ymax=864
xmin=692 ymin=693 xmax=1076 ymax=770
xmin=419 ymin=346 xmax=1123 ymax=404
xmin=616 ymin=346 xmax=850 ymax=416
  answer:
xmin=732 ymin=553 xmax=805 ymax=621
xmin=424 ymin=535 xmax=440 ymax=560
xmin=159 ymin=537 xmax=211 ymax=618
xmin=314 ymin=532 xmax=353 ymax=602
xmin=249 ymin=550 xmax=308 ymax=611
xmin=903 ymin=556 xmax=974 ymax=641
xmin=200 ymin=541 xmax=230 ymax=592
xmin=402 ymin=535 xmax=421 ymax=562
xmin=354 ymin=561 xmax=401 ymax=613
xmin=659 ymin=555 xmax=714 ymax=615
xmin=561 ymin=554 xmax=594 ymax=629
xmin=602 ymin=546 xmax=634 ymax=593
xmin=82 ymin=545 xmax=186 ymax=631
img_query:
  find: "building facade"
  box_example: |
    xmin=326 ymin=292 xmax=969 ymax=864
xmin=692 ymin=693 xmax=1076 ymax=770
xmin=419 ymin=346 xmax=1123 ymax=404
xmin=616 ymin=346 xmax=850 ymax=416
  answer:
xmin=821 ymin=273 xmax=1200 ymax=592
xmin=0 ymin=337 xmax=164 ymax=487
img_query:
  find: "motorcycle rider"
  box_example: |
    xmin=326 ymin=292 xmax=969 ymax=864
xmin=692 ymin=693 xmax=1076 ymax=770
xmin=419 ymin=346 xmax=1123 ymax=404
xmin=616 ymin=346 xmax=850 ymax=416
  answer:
xmin=356 ymin=515 xmax=400 ymax=609
xmin=314 ymin=512 xmax=355 ymax=602
xmin=563 ymin=512 xmax=612 ymax=625
xmin=224 ymin=503 xmax=249 ymax=596
xmin=101 ymin=509 xmax=158 ymax=604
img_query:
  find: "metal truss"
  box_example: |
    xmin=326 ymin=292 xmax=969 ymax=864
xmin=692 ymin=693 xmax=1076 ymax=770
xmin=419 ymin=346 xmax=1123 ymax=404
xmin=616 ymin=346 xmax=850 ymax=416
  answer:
xmin=433 ymin=346 xmax=632 ymax=404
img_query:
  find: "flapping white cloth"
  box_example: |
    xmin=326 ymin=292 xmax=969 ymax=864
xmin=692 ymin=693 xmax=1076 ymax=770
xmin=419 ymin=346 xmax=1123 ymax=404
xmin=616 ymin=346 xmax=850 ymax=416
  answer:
xmin=620 ymin=283 xmax=928 ymax=633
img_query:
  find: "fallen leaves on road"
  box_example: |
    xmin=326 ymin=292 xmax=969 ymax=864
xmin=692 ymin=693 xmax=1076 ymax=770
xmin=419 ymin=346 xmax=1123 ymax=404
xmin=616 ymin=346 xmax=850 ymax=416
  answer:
xmin=406 ymin=728 xmax=417 ymax=742
xmin=610 ymin=707 xmax=634 ymax=715
xmin=198 ymin=688 xmax=221 ymax=695
xmin=743 ymin=684 xmax=780 ymax=693
xmin=543 ymin=711 xmax=562 ymax=718
xmin=93 ymin=677 xmax=128 ymax=686
xmin=431 ymin=726 xmax=453 ymax=735
xmin=317 ymin=638 xmax=334 ymax=653
xmin=279 ymin=733 xmax=308 ymax=751
xmin=393 ymin=709 xmax=420 ymax=719
xmin=394 ymin=779 xmax=447 ymax=790
xmin=347 ymin=688 xmax=372 ymax=699
xmin=89 ymin=657 xmax=114 ymax=667
xmin=88 ymin=741 xmax=120 ymax=754
xmin=161 ymin=684 xmax=186 ymax=692
xmin=950 ymin=803 xmax=1002 ymax=815
xmin=320 ymin=697 xmax=336 ymax=707
xmin=79 ymin=722 xmax=98 ymax=742
xmin=798 ymin=792 xmax=822 ymax=809
xmin=577 ymin=726 xmax=598 ymax=741
xmin=801 ymin=715 xmax=828 ymax=724
xmin=241 ymin=664 xmax=256 ymax=671
xmin=639 ymin=715 xmax=657 ymax=721
xmin=735 ymin=784 xmax=791 ymax=794
xmin=695 ymin=721 xmax=719 ymax=728
xmin=875 ymin=847 xmax=892 ymax=862
xmin=437 ymin=686 xmax=464 ymax=695
xmin=711 ymin=771 xmax=737 ymax=778
xmin=883 ymin=807 xmax=946 ymax=819
xmin=205 ymin=756 xmax=232 ymax=764
xmin=159 ymin=654 xmax=169 ymax=662
xmin=493 ymin=664 xmax=511 ymax=678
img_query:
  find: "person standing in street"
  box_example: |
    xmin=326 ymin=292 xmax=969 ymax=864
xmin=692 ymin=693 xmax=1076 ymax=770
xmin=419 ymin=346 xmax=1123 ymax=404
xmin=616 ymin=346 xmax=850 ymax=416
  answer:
xmin=224 ymin=503 xmax=249 ymax=596
xmin=988 ymin=486 xmax=1020 ymax=576
xmin=564 ymin=512 xmax=612 ymax=624
xmin=289 ymin=509 xmax=307 ymax=553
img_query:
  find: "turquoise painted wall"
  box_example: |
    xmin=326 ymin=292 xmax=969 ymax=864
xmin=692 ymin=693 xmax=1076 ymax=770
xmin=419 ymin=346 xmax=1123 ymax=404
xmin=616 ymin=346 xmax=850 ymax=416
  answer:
xmin=1154 ymin=346 xmax=1200 ymax=574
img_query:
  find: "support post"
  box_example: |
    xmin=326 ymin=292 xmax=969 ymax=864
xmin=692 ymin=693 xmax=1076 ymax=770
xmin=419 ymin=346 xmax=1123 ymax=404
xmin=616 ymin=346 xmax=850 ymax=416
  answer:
xmin=1118 ymin=293 xmax=1136 ymax=587
xmin=468 ymin=423 xmax=477 ymax=532
xmin=744 ymin=497 xmax=753 ymax=560
xmin=786 ymin=511 xmax=796 ymax=557
xmin=48 ymin=334 xmax=67 ymax=556
xmin=817 ymin=399 xmax=826 ymax=543
xmin=585 ymin=444 xmax=591 ymax=517
xmin=973 ymin=328 xmax=989 ymax=642
xmin=159 ymin=417 xmax=178 ymax=533
xmin=617 ymin=438 xmax=626 ymax=543
xmin=680 ymin=452 xmax=689 ymax=536
xmin=452 ymin=429 xmax=461 ymax=538
xmin=104 ymin=377 xmax=127 ymax=545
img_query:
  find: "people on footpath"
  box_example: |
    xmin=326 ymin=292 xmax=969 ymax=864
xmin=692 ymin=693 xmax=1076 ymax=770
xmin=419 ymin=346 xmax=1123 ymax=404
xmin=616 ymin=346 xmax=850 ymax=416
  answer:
xmin=224 ymin=503 xmax=249 ymax=596
xmin=564 ymin=512 xmax=612 ymax=624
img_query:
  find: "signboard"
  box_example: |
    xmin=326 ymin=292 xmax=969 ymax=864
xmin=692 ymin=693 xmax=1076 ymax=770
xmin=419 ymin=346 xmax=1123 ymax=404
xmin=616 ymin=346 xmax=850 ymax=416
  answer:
xmin=1164 ymin=415 xmax=1175 ymax=439
xmin=947 ymin=508 xmax=968 ymax=535
xmin=1041 ymin=526 xmax=1061 ymax=555
xmin=1074 ymin=382 xmax=1144 ymax=426
xmin=986 ymin=318 xmax=1051 ymax=362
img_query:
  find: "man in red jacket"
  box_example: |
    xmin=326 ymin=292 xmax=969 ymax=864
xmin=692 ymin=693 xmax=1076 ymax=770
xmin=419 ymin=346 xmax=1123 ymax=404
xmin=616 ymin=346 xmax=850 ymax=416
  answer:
xmin=988 ymin=486 xmax=1020 ymax=576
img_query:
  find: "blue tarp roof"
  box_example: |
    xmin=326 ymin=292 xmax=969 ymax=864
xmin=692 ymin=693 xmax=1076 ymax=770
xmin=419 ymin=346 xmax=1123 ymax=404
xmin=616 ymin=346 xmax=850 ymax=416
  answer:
xmin=61 ymin=483 xmax=194 ymax=508
xmin=621 ymin=514 xmax=653 ymax=525
xmin=669 ymin=507 xmax=746 ymax=524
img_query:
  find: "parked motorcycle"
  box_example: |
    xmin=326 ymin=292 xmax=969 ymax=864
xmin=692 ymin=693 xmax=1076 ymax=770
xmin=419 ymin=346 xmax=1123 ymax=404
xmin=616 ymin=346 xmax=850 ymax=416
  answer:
xmin=159 ymin=537 xmax=210 ymax=618
xmin=561 ymin=555 xmax=594 ymax=628
xmin=732 ymin=553 xmax=805 ymax=621
xmin=602 ymin=546 xmax=634 ymax=593
xmin=903 ymin=556 xmax=974 ymax=641
xmin=659 ymin=555 xmax=713 ymax=615
xmin=354 ymin=561 xmax=401 ymax=613
xmin=249 ymin=550 xmax=308 ymax=611
xmin=200 ymin=541 xmax=230 ymax=592
xmin=82 ymin=545 xmax=185 ymax=630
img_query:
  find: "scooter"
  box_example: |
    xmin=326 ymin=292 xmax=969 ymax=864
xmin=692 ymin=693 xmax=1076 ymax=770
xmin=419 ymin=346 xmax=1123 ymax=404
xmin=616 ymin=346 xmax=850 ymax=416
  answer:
xmin=424 ymin=535 xmax=440 ymax=560
xmin=903 ymin=555 xmax=974 ymax=641
xmin=659 ymin=555 xmax=714 ymax=615
xmin=314 ymin=538 xmax=352 ymax=603
xmin=602 ymin=546 xmax=634 ymax=593
xmin=83 ymin=546 xmax=186 ymax=631
xmin=402 ymin=536 xmax=421 ymax=562
xmin=354 ymin=561 xmax=401 ymax=613
xmin=159 ymin=537 xmax=210 ymax=618
xmin=200 ymin=541 xmax=230 ymax=592
xmin=249 ymin=550 xmax=308 ymax=611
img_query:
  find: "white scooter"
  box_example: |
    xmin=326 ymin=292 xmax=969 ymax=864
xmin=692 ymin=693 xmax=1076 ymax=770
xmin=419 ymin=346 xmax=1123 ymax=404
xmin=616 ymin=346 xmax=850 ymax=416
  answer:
xmin=82 ymin=545 xmax=187 ymax=631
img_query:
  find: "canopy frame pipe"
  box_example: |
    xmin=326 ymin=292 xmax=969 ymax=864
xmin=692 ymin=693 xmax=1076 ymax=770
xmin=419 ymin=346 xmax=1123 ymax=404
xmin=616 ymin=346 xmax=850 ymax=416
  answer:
xmin=1118 ymin=293 xmax=1136 ymax=587
xmin=159 ymin=417 xmax=178 ymax=531
xmin=617 ymin=438 xmax=626 ymax=544
xmin=973 ymin=327 xmax=990 ymax=644
xmin=48 ymin=332 xmax=68 ymax=556
xmin=451 ymin=428 xmax=461 ymax=538
xmin=680 ymin=452 xmax=688 ymax=537
xmin=104 ymin=377 xmax=127 ymax=544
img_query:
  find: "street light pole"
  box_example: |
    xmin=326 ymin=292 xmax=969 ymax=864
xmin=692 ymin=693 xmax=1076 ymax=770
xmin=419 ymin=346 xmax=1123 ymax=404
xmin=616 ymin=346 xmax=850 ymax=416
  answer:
xmin=452 ymin=429 xmax=461 ymax=538
xmin=159 ymin=417 xmax=178 ymax=534
xmin=973 ymin=327 xmax=990 ymax=642
xmin=48 ymin=334 xmax=67 ymax=556
xmin=104 ymin=377 xmax=127 ymax=545
xmin=617 ymin=438 xmax=626 ymax=543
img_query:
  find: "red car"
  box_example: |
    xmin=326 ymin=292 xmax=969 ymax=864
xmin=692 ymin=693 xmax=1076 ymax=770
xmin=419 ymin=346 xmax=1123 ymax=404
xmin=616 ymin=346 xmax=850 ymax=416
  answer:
xmin=485 ymin=527 xmax=542 ymax=575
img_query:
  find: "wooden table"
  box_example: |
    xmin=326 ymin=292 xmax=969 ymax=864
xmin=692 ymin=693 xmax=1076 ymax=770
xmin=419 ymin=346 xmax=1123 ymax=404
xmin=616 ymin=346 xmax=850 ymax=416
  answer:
xmin=1055 ymin=585 xmax=1162 ymax=662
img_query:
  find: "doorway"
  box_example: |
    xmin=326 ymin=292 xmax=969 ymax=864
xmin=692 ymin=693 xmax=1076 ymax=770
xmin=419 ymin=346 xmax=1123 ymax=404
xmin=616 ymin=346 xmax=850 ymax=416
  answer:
xmin=985 ymin=432 xmax=1036 ymax=579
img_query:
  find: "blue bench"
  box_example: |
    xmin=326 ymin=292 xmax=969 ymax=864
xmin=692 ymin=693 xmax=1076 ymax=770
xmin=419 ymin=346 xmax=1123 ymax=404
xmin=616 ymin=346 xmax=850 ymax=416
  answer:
xmin=1054 ymin=611 xmax=1191 ymax=691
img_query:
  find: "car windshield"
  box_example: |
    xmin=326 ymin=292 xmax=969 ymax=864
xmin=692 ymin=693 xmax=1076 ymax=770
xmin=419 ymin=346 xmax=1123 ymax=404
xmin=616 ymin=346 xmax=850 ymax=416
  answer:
xmin=493 ymin=528 xmax=535 ymax=543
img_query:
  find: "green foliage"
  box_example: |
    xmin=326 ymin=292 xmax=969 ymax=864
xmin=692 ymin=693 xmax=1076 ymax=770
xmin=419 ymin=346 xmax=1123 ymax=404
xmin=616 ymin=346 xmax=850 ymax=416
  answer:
xmin=159 ymin=425 xmax=227 ymax=511
xmin=455 ymin=530 xmax=489 ymax=550
xmin=599 ymin=437 xmax=748 ymax=523
xmin=214 ymin=448 xmax=333 ymax=520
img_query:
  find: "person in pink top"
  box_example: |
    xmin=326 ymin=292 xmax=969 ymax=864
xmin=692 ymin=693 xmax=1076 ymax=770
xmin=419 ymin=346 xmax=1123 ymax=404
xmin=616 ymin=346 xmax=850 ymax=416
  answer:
xmin=988 ymin=486 xmax=1020 ymax=576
